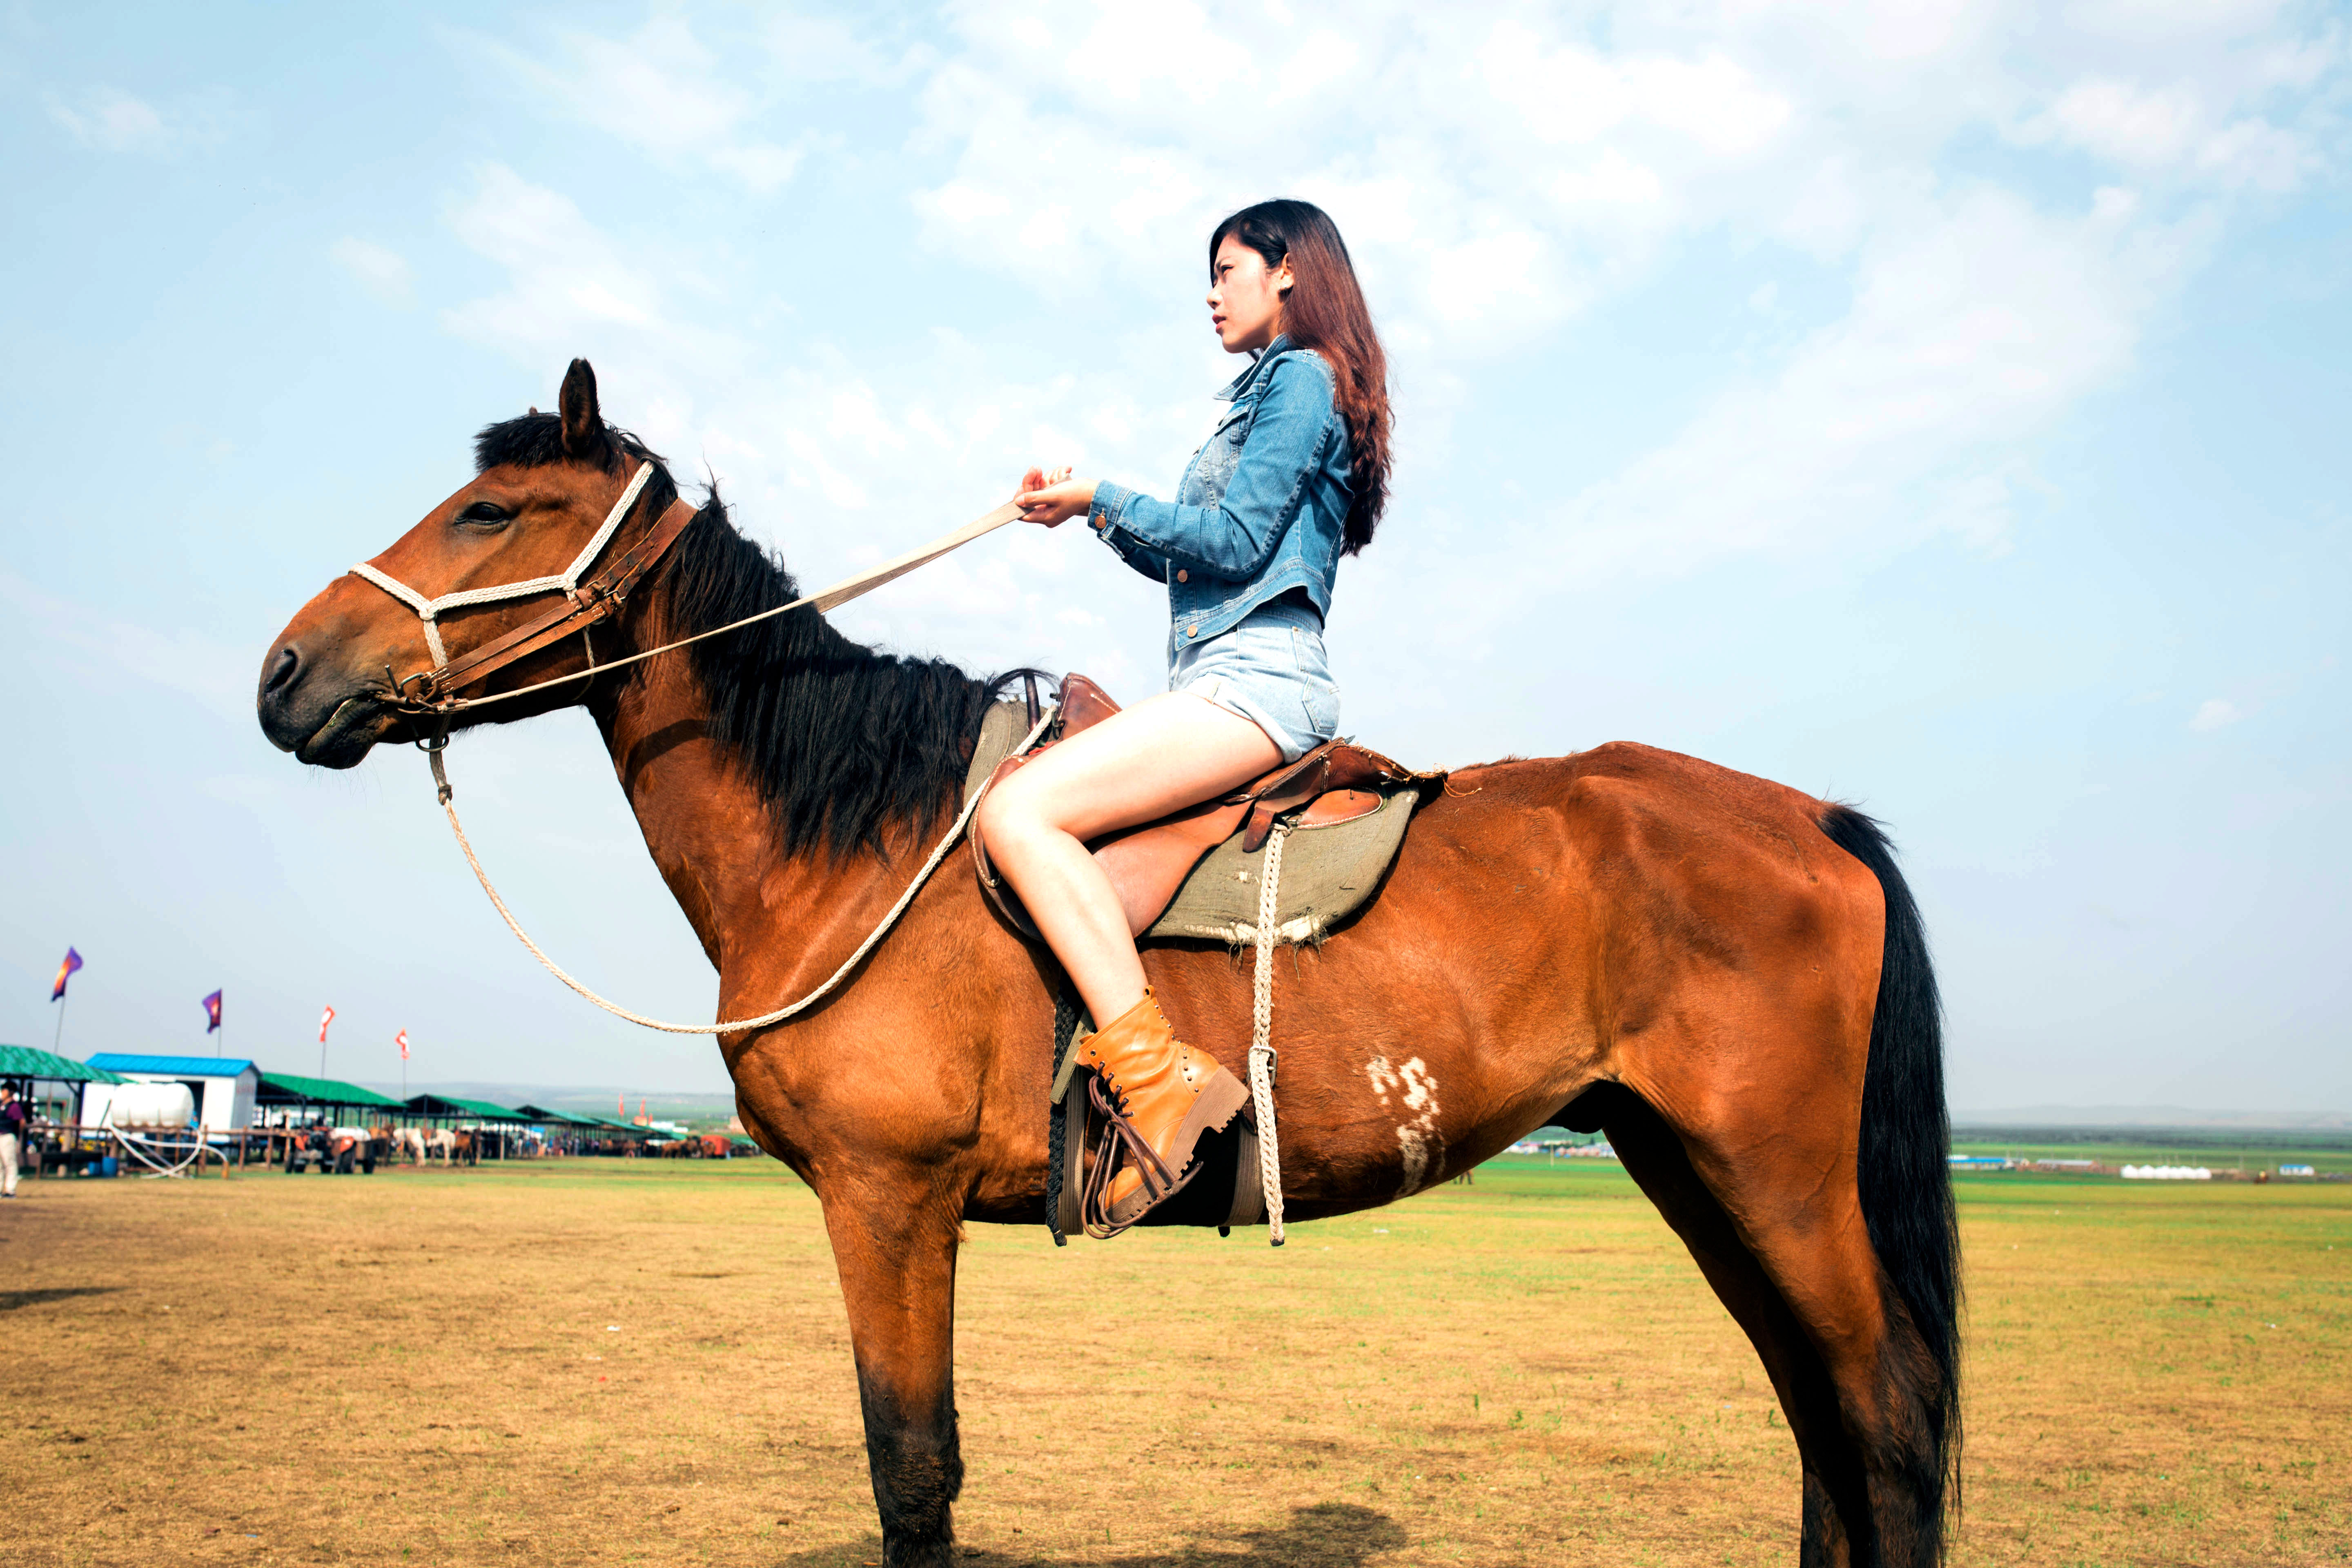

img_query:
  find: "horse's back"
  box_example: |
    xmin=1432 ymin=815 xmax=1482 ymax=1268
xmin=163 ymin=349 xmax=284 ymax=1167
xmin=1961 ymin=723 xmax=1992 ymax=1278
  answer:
xmin=1362 ymin=740 xmax=1887 ymax=1063
xmin=1396 ymin=739 xmax=1880 ymax=935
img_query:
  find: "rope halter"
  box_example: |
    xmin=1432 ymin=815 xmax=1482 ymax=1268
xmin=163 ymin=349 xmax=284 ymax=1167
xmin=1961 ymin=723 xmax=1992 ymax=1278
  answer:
xmin=351 ymin=462 xmax=654 ymax=677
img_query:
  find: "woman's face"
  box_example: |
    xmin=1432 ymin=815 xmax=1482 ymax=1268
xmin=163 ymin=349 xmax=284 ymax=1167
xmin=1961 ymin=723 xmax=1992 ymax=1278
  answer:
xmin=1208 ymin=235 xmax=1292 ymax=353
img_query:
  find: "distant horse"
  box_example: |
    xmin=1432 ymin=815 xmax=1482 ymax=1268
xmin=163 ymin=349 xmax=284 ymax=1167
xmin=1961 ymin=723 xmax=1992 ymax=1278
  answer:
xmin=257 ymin=360 xmax=1958 ymax=1567
xmin=391 ymin=1127 xmax=428 ymax=1165
xmin=424 ymin=1129 xmax=457 ymax=1166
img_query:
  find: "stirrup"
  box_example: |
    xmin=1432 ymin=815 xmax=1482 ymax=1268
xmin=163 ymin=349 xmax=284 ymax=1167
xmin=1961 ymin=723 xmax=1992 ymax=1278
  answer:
xmin=1078 ymin=1074 xmax=1196 ymax=1240
xmin=1074 ymin=1067 xmax=1249 ymax=1240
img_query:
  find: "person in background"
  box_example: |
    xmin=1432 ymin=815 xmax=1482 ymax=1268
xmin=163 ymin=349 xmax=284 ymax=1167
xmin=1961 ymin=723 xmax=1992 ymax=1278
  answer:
xmin=0 ymin=1084 xmax=26 ymax=1197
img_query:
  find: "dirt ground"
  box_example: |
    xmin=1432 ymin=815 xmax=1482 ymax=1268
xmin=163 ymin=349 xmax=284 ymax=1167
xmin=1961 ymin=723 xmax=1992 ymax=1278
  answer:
xmin=2 ymin=1156 xmax=2345 ymax=1566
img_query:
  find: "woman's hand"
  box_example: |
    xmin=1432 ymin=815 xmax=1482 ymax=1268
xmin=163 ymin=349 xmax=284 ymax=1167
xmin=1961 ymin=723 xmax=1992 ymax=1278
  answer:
xmin=1015 ymin=466 xmax=1097 ymax=527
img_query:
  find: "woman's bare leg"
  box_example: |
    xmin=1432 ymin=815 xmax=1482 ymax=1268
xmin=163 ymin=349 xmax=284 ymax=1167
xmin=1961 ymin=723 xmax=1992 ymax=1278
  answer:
xmin=976 ymin=692 xmax=1280 ymax=1022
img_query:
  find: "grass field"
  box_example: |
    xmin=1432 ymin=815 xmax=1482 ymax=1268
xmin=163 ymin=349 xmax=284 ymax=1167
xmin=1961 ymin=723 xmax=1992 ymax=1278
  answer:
xmin=4 ymin=1155 xmax=2345 ymax=1567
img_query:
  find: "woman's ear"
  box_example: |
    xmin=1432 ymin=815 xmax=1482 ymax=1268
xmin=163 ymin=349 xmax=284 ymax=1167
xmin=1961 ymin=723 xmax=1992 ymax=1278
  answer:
xmin=1275 ymin=252 xmax=1295 ymax=296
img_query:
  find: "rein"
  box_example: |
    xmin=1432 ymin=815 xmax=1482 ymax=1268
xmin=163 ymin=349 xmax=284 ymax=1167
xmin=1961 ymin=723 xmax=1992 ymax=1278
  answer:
xmin=357 ymin=463 xmax=1040 ymax=1034
xmin=424 ymin=706 xmax=1056 ymax=1035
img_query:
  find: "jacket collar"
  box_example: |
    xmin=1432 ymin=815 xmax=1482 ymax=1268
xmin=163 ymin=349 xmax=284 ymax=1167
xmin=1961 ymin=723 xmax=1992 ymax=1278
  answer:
xmin=1215 ymin=334 xmax=1296 ymax=402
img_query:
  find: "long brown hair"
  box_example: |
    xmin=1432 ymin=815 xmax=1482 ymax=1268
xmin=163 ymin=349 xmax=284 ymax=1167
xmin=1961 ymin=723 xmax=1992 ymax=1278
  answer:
xmin=1210 ymin=199 xmax=1391 ymax=555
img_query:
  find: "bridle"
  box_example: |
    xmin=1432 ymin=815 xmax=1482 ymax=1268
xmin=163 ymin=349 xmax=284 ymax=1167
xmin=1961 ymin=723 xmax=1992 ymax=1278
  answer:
xmin=350 ymin=469 xmax=1047 ymax=1039
xmin=351 ymin=461 xmax=702 ymax=717
xmin=352 ymin=460 xmax=1025 ymax=727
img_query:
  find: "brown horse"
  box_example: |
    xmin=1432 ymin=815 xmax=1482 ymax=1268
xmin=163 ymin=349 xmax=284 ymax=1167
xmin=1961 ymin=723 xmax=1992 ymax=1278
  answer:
xmin=256 ymin=361 xmax=1959 ymax=1567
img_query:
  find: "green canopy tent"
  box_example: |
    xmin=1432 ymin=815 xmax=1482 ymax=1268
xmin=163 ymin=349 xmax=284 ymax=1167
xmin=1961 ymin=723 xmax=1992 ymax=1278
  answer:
xmin=402 ymin=1093 xmax=537 ymax=1160
xmin=508 ymin=1103 xmax=600 ymax=1127
xmin=0 ymin=1048 xmax=129 ymax=1171
xmin=255 ymin=1071 xmax=406 ymax=1123
xmin=0 ymin=1045 xmax=128 ymax=1154
xmin=572 ymin=1112 xmax=657 ymax=1142
xmin=401 ymin=1093 xmax=531 ymax=1125
xmin=0 ymin=1044 xmax=128 ymax=1085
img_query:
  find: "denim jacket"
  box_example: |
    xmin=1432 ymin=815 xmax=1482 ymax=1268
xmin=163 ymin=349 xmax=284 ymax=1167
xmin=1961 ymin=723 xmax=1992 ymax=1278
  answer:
xmin=1087 ymin=335 xmax=1352 ymax=653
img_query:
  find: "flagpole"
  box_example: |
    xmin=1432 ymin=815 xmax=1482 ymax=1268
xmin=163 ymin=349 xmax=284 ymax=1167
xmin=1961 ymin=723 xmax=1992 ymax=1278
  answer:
xmin=53 ymin=991 xmax=68 ymax=1054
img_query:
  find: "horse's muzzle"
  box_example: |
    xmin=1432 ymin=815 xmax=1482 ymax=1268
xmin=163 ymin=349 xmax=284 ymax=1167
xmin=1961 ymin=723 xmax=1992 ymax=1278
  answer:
xmin=257 ymin=637 xmax=394 ymax=767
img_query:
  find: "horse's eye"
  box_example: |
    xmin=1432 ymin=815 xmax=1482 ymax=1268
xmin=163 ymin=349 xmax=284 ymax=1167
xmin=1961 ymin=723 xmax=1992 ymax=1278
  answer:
xmin=456 ymin=501 xmax=511 ymax=528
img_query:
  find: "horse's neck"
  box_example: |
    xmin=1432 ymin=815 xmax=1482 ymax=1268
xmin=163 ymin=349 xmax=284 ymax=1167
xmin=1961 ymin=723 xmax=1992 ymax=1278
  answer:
xmin=592 ymin=657 xmax=904 ymax=991
xmin=589 ymin=659 xmax=777 ymax=971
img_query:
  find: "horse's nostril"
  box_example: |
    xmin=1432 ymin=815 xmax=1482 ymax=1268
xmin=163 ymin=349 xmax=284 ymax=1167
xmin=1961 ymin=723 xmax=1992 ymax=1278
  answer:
xmin=263 ymin=645 xmax=301 ymax=696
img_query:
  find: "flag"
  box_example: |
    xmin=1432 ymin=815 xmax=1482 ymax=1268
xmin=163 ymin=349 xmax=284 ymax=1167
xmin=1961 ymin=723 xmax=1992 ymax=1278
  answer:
xmin=318 ymin=1004 xmax=336 ymax=1043
xmin=203 ymin=990 xmax=223 ymax=1033
xmin=51 ymin=947 xmax=82 ymax=1002
xmin=396 ymin=1029 xmax=410 ymax=1061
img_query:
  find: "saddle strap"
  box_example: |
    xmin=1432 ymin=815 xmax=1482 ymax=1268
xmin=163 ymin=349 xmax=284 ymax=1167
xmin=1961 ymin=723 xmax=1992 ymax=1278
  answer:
xmin=1247 ymin=820 xmax=1291 ymax=1244
xmin=1225 ymin=1115 xmax=1264 ymax=1230
xmin=1045 ymin=985 xmax=1083 ymax=1247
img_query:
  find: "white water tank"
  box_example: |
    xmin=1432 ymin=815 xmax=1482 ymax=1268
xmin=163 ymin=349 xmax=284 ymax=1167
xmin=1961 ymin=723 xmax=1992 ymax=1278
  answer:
xmin=105 ymin=1082 xmax=197 ymax=1129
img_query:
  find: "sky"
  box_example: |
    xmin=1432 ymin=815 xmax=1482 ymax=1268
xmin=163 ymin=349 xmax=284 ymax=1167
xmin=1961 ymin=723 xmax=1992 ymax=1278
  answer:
xmin=1 ymin=0 xmax=2345 ymax=1110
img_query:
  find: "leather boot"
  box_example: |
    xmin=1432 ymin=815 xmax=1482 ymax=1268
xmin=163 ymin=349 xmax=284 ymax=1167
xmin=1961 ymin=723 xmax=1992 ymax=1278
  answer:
xmin=1079 ymin=989 xmax=1250 ymax=1221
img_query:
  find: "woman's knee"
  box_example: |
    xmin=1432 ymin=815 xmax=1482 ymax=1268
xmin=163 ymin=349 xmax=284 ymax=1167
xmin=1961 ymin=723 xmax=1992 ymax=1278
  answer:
xmin=977 ymin=772 xmax=1062 ymax=851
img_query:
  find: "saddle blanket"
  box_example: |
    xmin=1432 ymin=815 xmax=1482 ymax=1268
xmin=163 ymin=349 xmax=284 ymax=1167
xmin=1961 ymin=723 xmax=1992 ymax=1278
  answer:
xmin=962 ymin=700 xmax=1429 ymax=946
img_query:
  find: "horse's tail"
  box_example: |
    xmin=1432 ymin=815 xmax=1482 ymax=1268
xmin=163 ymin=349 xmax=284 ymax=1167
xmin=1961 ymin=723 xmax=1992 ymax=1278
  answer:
xmin=1818 ymin=804 xmax=1961 ymax=1544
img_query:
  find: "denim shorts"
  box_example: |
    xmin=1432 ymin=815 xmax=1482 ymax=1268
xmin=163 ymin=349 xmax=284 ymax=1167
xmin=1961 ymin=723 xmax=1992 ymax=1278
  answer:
xmin=1168 ymin=597 xmax=1340 ymax=764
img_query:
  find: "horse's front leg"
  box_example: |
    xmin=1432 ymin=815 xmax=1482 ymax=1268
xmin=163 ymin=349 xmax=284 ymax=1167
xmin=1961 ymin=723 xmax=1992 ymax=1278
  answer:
xmin=822 ymin=1174 xmax=965 ymax=1568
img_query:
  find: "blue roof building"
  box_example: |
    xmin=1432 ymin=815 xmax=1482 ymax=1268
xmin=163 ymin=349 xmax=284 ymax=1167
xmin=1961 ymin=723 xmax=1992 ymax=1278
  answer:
xmin=83 ymin=1054 xmax=262 ymax=1131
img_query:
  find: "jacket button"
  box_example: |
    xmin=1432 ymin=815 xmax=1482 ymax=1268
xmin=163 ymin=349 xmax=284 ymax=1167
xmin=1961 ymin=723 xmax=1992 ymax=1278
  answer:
xmin=1187 ymin=625 xmax=1198 ymax=638
xmin=1177 ymin=569 xmax=1188 ymax=582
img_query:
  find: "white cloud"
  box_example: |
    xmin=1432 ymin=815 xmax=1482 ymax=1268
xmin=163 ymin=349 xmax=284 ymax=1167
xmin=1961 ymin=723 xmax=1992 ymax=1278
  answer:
xmin=440 ymin=166 xmax=704 ymax=363
xmin=1483 ymin=184 xmax=2194 ymax=585
xmin=429 ymin=0 xmax=2341 ymax=635
xmin=2192 ymin=115 xmax=2316 ymax=190
xmin=46 ymin=87 xmax=191 ymax=155
xmin=2190 ymin=698 xmax=2242 ymax=731
xmin=1063 ymin=0 xmax=1247 ymax=105
xmin=0 ymin=568 xmax=248 ymax=717
xmin=762 ymin=14 xmax=914 ymax=84
xmin=2019 ymin=74 xmax=2319 ymax=190
xmin=2041 ymin=77 xmax=2207 ymax=164
xmin=455 ymin=16 xmax=805 ymax=192
xmin=331 ymin=238 xmax=414 ymax=307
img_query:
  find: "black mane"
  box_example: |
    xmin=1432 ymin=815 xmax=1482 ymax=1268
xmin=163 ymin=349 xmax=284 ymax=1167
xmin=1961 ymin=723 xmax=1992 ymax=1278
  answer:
xmin=473 ymin=411 xmax=1033 ymax=861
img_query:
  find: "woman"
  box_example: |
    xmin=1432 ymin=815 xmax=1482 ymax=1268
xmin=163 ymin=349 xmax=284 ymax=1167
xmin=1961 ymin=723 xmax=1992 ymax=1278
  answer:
xmin=978 ymin=198 xmax=1392 ymax=1219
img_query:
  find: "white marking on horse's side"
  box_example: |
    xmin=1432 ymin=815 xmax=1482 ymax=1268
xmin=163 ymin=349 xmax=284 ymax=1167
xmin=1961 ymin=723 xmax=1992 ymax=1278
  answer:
xmin=1367 ymin=1056 xmax=1443 ymax=1198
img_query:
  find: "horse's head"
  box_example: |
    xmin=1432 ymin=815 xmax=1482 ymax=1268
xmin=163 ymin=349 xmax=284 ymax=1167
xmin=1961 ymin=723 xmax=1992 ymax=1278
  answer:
xmin=257 ymin=358 xmax=686 ymax=767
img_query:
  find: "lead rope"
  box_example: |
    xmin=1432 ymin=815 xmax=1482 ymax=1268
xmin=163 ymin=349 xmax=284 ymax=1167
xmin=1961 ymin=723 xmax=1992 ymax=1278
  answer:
xmin=1249 ymin=819 xmax=1293 ymax=1246
xmin=421 ymin=707 xmax=1057 ymax=1035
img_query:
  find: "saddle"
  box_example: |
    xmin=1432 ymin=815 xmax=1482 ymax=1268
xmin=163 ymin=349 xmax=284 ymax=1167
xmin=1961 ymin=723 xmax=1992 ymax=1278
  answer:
xmin=967 ymin=674 xmax=1436 ymax=943
xmin=966 ymin=674 xmax=1445 ymax=1242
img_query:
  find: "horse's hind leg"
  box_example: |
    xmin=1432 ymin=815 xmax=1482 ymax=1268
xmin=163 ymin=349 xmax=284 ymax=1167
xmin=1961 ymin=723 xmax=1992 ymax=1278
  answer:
xmin=1598 ymin=1089 xmax=1875 ymax=1566
xmin=820 ymin=1173 xmax=964 ymax=1568
xmin=1614 ymin=1069 xmax=1947 ymax=1568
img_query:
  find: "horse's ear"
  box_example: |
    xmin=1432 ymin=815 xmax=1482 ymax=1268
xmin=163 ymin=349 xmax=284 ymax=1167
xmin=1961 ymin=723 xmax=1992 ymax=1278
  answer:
xmin=559 ymin=358 xmax=604 ymax=461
